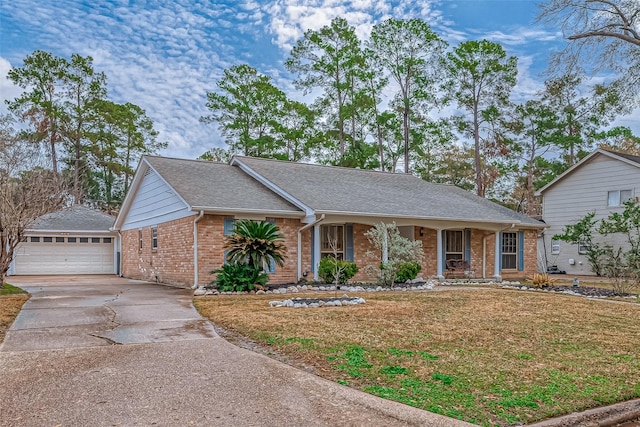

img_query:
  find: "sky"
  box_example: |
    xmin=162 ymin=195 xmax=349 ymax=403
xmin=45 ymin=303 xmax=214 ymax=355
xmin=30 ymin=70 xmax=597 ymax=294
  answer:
xmin=1 ymin=0 xmax=638 ymax=160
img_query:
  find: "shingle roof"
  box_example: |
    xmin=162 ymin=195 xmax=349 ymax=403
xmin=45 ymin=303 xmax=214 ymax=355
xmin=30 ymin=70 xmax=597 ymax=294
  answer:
xmin=602 ymin=149 xmax=640 ymax=165
xmin=30 ymin=206 xmax=115 ymax=231
xmin=144 ymin=156 xmax=302 ymax=214
xmin=234 ymin=156 xmax=543 ymax=227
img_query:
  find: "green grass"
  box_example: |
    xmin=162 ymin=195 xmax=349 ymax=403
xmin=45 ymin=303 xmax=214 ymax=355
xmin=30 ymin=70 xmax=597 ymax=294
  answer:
xmin=0 ymin=283 xmax=27 ymax=295
xmin=195 ymin=289 xmax=640 ymax=426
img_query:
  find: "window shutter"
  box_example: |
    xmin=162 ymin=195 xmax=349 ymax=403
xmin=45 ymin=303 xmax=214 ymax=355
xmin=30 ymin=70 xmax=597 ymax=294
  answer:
xmin=498 ymin=232 xmax=503 ymax=270
xmin=224 ymin=218 xmax=235 ymax=236
xmin=517 ymin=231 xmax=525 ymax=271
xmin=441 ymin=230 xmax=446 ymax=270
xmin=223 ymin=250 xmax=230 ymax=265
xmin=464 ymin=229 xmax=471 ymax=264
xmin=345 ymin=223 xmax=354 ymax=262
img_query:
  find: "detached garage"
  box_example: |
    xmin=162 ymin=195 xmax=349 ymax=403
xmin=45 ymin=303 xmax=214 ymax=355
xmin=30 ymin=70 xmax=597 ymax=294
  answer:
xmin=10 ymin=206 xmax=117 ymax=275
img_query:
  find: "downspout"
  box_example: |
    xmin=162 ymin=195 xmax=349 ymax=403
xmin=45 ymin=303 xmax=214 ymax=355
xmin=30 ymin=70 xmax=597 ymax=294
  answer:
xmin=192 ymin=211 xmax=205 ymax=289
xmin=297 ymin=214 xmax=325 ymax=281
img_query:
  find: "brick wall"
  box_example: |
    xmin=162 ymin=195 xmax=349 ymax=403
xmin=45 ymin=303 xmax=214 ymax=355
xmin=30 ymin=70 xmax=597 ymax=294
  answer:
xmin=122 ymin=216 xmax=538 ymax=287
xmin=121 ymin=216 xmax=195 ymax=288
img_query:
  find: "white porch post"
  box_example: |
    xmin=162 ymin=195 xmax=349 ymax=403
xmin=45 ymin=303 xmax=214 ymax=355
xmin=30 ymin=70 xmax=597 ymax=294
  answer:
xmin=313 ymin=224 xmax=321 ymax=280
xmin=494 ymin=232 xmax=502 ymax=281
xmin=436 ymin=229 xmax=444 ymax=279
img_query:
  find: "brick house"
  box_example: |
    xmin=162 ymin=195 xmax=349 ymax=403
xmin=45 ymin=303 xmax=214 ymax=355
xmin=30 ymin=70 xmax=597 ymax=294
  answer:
xmin=113 ymin=156 xmax=545 ymax=288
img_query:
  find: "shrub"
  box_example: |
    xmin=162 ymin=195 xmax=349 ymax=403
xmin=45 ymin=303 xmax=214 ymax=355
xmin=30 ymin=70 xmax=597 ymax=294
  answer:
xmin=394 ymin=261 xmax=421 ymax=283
xmin=318 ymin=257 xmax=358 ymax=284
xmin=211 ymin=263 xmax=268 ymax=292
xmin=527 ymin=273 xmax=557 ymax=288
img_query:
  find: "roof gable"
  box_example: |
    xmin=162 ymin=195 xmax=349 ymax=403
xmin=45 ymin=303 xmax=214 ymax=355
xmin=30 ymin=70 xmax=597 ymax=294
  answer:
xmin=536 ymin=149 xmax=640 ymax=195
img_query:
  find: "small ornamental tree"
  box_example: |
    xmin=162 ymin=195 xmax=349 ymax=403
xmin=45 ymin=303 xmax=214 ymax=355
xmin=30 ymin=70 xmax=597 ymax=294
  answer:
xmin=554 ymin=212 xmax=606 ymax=276
xmin=225 ymin=220 xmax=287 ymax=271
xmin=365 ymin=222 xmax=424 ymax=286
xmin=212 ymin=220 xmax=287 ymax=291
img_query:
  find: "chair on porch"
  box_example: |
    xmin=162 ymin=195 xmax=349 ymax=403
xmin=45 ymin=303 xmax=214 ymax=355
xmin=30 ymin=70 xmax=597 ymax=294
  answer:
xmin=444 ymin=259 xmax=476 ymax=279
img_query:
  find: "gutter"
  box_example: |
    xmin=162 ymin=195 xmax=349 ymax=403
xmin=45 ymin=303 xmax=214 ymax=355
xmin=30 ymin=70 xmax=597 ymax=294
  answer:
xmin=192 ymin=210 xmax=205 ymax=289
xmin=297 ymin=214 xmax=325 ymax=281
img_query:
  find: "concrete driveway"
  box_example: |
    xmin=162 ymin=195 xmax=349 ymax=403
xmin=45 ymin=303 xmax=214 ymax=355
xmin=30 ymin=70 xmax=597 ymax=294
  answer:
xmin=0 ymin=275 xmax=476 ymax=427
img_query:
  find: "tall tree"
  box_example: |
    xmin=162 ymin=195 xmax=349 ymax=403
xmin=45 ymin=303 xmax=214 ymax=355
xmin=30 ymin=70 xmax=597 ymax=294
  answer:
xmin=542 ymin=74 xmax=620 ymax=166
xmin=60 ymin=54 xmax=107 ymax=203
xmin=7 ymin=50 xmax=68 ymax=173
xmin=507 ymin=100 xmax=560 ymax=215
xmin=201 ymin=64 xmax=287 ymax=158
xmin=596 ymin=126 xmax=640 ymax=155
xmin=443 ymin=40 xmax=518 ymax=197
xmin=368 ymin=19 xmax=447 ymax=173
xmin=88 ymin=100 xmax=164 ymax=206
xmin=538 ymin=0 xmax=640 ymax=105
xmin=285 ymin=17 xmax=364 ymax=160
xmin=0 ymin=114 xmax=66 ymax=286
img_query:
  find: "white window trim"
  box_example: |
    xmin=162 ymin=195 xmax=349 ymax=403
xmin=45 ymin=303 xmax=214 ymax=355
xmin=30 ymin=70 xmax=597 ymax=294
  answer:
xmin=607 ymin=189 xmax=633 ymax=207
xmin=501 ymin=232 xmax=518 ymax=270
xmin=151 ymin=226 xmax=158 ymax=251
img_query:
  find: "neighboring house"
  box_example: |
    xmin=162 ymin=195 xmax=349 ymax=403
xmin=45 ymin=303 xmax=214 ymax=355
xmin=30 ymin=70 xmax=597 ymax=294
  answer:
xmin=113 ymin=155 xmax=545 ymax=288
xmin=8 ymin=206 xmax=117 ymax=275
xmin=536 ymin=149 xmax=640 ymax=275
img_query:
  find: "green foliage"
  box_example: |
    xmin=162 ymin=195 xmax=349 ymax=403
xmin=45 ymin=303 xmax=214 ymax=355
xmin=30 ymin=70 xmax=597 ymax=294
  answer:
xmin=395 ymin=261 xmax=421 ymax=283
xmin=554 ymin=211 xmax=606 ymax=276
xmin=317 ymin=257 xmax=358 ymax=284
xmin=365 ymin=222 xmax=424 ymax=286
xmin=442 ymin=39 xmax=518 ymax=197
xmin=224 ymin=219 xmax=287 ymax=271
xmin=210 ymin=263 xmax=268 ymax=292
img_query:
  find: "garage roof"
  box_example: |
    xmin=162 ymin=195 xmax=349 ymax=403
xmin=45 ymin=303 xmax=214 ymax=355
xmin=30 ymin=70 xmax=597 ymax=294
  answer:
xmin=30 ymin=206 xmax=115 ymax=231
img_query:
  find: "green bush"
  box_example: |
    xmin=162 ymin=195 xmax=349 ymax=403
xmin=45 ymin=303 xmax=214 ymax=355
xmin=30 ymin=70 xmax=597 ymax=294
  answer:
xmin=318 ymin=257 xmax=358 ymax=284
xmin=211 ymin=263 xmax=268 ymax=292
xmin=395 ymin=261 xmax=421 ymax=283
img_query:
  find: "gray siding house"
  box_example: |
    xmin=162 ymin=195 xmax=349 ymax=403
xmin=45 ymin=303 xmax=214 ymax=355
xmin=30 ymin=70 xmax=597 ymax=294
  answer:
xmin=536 ymin=149 xmax=640 ymax=275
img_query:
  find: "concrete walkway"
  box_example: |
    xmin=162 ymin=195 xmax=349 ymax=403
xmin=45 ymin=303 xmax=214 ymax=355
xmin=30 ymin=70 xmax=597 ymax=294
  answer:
xmin=0 ymin=275 xmax=476 ymax=427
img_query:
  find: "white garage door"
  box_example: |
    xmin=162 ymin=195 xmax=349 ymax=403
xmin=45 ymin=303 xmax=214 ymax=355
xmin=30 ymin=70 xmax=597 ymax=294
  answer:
xmin=14 ymin=236 xmax=114 ymax=275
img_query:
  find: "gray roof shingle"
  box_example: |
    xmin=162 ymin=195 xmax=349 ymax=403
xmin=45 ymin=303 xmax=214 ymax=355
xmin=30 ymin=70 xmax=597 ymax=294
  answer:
xmin=31 ymin=206 xmax=115 ymax=231
xmin=145 ymin=156 xmax=302 ymax=214
xmin=235 ymin=156 xmax=543 ymax=227
xmin=602 ymin=149 xmax=640 ymax=165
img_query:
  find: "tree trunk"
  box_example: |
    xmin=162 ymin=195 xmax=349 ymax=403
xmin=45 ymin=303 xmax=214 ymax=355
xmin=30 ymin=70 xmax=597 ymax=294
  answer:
xmin=473 ymin=105 xmax=483 ymax=197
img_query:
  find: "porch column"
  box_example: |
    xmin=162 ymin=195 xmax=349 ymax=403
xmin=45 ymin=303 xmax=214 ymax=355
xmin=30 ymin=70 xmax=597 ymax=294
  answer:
xmin=436 ymin=229 xmax=444 ymax=279
xmin=493 ymin=232 xmax=502 ymax=281
xmin=313 ymin=224 xmax=321 ymax=280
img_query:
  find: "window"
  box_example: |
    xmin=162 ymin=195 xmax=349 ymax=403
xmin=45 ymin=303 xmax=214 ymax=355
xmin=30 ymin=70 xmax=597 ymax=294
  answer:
xmin=224 ymin=218 xmax=236 ymax=236
xmin=30 ymin=237 xmax=40 ymax=243
xmin=151 ymin=227 xmax=157 ymax=250
xmin=43 ymin=237 xmax=52 ymax=243
xmin=265 ymin=218 xmax=276 ymax=273
xmin=321 ymin=224 xmax=344 ymax=259
xmin=445 ymin=230 xmax=463 ymax=260
xmin=56 ymin=237 xmax=65 ymax=243
xmin=578 ymin=240 xmax=590 ymax=255
xmin=92 ymin=237 xmax=101 ymax=243
xmin=501 ymin=232 xmax=517 ymax=270
xmin=103 ymin=237 xmax=112 ymax=244
xmin=80 ymin=237 xmax=88 ymax=243
xmin=67 ymin=237 xmax=77 ymax=243
xmin=551 ymin=239 xmax=560 ymax=255
xmin=138 ymin=230 xmax=143 ymax=250
xmin=608 ymin=190 xmax=633 ymax=207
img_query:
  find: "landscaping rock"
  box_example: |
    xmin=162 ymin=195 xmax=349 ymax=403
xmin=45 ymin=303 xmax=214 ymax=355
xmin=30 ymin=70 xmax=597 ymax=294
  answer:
xmin=256 ymin=290 xmax=266 ymax=295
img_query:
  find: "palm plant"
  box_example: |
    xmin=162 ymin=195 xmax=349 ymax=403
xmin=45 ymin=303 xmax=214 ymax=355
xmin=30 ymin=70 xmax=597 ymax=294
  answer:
xmin=224 ymin=220 xmax=287 ymax=271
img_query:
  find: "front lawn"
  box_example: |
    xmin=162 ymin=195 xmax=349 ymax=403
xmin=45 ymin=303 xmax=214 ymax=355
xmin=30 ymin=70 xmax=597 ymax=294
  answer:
xmin=0 ymin=284 xmax=28 ymax=343
xmin=195 ymin=289 xmax=640 ymax=426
